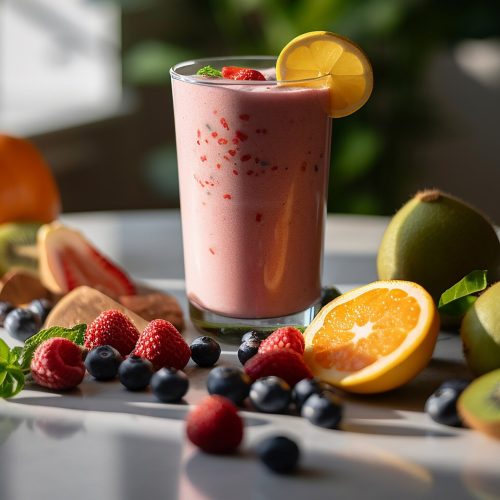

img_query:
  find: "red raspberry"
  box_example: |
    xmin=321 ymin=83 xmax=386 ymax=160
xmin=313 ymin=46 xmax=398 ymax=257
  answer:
xmin=258 ymin=326 xmax=305 ymax=355
xmin=133 ymin=319 xmax=190 ymax=370
xmin=222 ymin=66 xmax=266 ymax=81
xmin=186 ymin=395 xmax=243 ymax=454
xmin=31 ymin=337 xmax=85 ymax=390
xmin=244 ymin=349 xmax=313 ymax=387
xmin=84 ymin=309 xmax=140 ymax=356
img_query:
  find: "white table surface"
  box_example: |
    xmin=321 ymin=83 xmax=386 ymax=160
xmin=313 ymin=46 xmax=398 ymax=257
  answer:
xmin=1 ymin=210 xmax=499 ymax=500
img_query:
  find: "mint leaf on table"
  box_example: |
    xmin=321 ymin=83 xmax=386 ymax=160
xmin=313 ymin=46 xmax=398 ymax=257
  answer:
xmin=0 ymin=324 xmax=87 ymax=398
xmin=196 ymin=65 xmax=222 ymax=78
xmin=20 ymin=324 xmax=86 ymax=371
xmin=0 ymin=338 xmax=25 ymax=398
xmin=438 ymin=270 xmax=489 ymax=317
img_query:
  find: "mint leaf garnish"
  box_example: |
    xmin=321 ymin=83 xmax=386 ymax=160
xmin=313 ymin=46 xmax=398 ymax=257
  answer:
xmin=196 ymin=65 xmax=222 ymax=78
xmin=0 ymin=324 xmax=87 ymax=398
xmin=21 ymin=324 xmax=86 ymax=371
xmin=438 ymin=270 xmax=488 ymax=317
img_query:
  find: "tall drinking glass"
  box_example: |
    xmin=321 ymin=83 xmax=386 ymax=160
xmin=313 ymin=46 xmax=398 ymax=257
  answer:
xmin=170 ymin=56 xmax=332 ymax=337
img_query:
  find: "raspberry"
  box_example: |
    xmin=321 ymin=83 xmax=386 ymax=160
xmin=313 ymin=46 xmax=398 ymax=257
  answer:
xmin=244 ymin=350 xmax=313 ymax=387
xmin=31 ymin=337 xmax=85 ymax=390
xmin=133 ymin=319 xmax=190 ymax=370
xmin=258 ymin=327 xmax=305 ymax=355
xmin=186 ymin=395 xmax=243 ymax=454
xmin=84 ymin=309 xmax=140 ymax=356
xmin=221 ymin=66 xmax=266 ymax=81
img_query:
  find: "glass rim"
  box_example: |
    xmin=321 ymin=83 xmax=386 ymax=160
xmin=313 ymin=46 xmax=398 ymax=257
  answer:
xmin=170 ymin=55 xmax=329 ymax=86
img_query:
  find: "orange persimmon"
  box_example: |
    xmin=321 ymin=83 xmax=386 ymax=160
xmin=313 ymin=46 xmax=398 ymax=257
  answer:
xmin=0 ymin=134 xmax=61 ymax=224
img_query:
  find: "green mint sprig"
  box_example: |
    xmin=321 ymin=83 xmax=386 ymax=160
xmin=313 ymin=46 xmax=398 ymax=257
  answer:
xmin=196 ymin=65 xmax=222 ymax=78
xmin=438 ymin=270 xmax=488 ymax=317
xmin=0 ymin=324 xmax=86 ymax=398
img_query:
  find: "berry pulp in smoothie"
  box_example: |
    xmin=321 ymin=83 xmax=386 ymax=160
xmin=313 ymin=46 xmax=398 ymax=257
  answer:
xmin=172 ymin=74 xmax=331 ymax=319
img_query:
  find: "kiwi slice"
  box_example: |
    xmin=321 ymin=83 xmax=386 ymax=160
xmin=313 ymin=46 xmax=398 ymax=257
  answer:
xmin=458 ymin=369 xmax=500 ymax=440
xmin=0 ymin=222 xmax=40 ymax=277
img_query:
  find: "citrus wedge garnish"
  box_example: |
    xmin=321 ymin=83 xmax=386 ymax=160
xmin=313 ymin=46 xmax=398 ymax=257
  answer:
xmin=276 ymin=31 xmax=373 ymax=118
xmin=304 ymin=280 xmax=440 ymax=393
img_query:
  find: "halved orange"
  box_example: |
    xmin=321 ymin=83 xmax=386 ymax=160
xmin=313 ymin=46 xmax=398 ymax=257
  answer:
xmin=276 ymin=31 xmax=373 ymax=118
xmin=304 ymin=281 xmax=440 ymax=393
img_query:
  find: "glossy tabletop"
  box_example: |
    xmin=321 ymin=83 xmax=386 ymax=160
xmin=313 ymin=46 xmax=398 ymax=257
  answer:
xmin=0 ymin=210 xmax=499 ymax=500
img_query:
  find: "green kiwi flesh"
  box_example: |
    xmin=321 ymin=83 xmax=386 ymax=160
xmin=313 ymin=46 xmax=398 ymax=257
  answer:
xmin=458 ymin=369 xmax=500 ymax=440
xmin=0 ymin=222 xmax=40 ymax=277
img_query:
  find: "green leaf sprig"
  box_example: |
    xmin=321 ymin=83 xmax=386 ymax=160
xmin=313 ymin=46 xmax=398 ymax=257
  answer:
xmin=438 ymin=270 xmax=489 ymax=317
xmin=0 ymin=324 xmax=86 ymax=399
xmin=196 ymin=65 xmax=222 ymax=78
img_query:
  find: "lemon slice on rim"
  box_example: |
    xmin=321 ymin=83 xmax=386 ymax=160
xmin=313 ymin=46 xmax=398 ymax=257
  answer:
xmin=276 ymin=31 xmax=373 ymax=118
xmin=304 ymin=280 xmax=440 ymax=394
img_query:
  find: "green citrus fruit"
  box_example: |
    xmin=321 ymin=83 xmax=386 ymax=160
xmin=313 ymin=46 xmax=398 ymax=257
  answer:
xmin=460 ymin=281 xmax=500 ymax=375
xmin=377 ymin=190 xmax=500 ymax=302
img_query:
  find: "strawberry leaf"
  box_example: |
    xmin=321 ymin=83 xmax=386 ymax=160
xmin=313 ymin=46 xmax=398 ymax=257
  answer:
xmin=20 ymin=324 xmax=86 ymax=371
xmin=438 ymin=270 xmax=489 ymax=317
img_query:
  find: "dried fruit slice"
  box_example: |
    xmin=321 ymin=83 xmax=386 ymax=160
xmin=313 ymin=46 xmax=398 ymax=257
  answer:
xmin=304 ymin=280 xmax=439 ymax=393
xmin=38 ymin=222 xmax=135 ymax=296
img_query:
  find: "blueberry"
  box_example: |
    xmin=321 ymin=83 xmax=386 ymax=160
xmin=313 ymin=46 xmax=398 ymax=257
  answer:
xmin=249 ymin=376 xmax=291 ymax=413
xmin=292 ymin=377 xmax=335 ymax=411
xmin=439 ymin=379 xmax=469 ymax=393
xmin=425 ymin=380 xmax=469 ymax=427
xmin=151 ymin=367 xmax=189 ymax=403
xmin=206 ymin=366 xmax=251 ymax=405
xmin=256 ymin=435 xmax=300 ymax=474
xmin=190 ymin=336 xmax=221 ymax=367
xmin=118 ymin=355 xmax=153 ymax=391
xmin=238 ymin=335 xmax=261 ymax=365
xmin=320 ymin=286 xmax=341 ymax=307
xmin=301 ymin=392 xmax=343 ymax=429
xmin=241 ymin=330 xmax=266 ymax=343
xmin=85 ymin=345 xmax=123 ymax=381
xmin=4 ymin=307 xmax=41 ymax=341
xmin=27 ymin=298 xmax=53 ymax=323
xmin=0 ymin=301 xmax=14 ymax=327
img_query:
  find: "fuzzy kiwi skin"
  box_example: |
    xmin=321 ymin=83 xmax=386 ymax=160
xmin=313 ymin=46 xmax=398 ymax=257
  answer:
xmin=377 ymin=190 xmax=500 ymax=303
xmin=458 ymin=369 xmax=500 ymax=440
xmin=460 ymin=282 xmax=500 ymax=376
xmin=0 ymin=222 xmax=40 ymax=276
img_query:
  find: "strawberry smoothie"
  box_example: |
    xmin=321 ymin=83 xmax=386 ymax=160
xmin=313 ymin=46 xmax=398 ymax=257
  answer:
xmin=171 ymin=57 xmax=332 ymax=325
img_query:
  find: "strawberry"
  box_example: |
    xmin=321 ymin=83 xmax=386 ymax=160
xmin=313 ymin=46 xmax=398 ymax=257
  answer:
xmin=31 ymin=337 xmax=86 ymax=390
xmin=186 ymin=395 xmax=243 ymax=454
xmin=84 ymin=309 xmax=140 ymax=356
xmin=222 ymin=66 xmax=266 ymax=81
xmin=133 ymin=319 xmax=190 ymax=371
xmin=244 ymin=349 xmax=313 ymax=387
xmin=258 ymin=327 xmax=305 ymax=355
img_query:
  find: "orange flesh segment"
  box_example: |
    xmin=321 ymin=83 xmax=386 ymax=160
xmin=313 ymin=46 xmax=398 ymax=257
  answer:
xmin=312 ymin=288 xmax=420 ymax=372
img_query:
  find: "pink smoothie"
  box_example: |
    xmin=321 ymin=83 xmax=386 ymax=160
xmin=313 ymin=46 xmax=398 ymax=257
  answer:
xmin=172 ymin=74 xmax=331 ymax=319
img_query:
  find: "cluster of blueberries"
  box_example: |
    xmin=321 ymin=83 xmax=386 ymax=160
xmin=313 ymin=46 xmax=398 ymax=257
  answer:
xmin=86 ymin=333 xmax=344 ymax=430
xmin=0 ymin=299 xmax=53 ymax=340
xmin=84 ymin=336 xmax=222 ymax=401
xmin=84 ymin=333 xmax=343 ymax=474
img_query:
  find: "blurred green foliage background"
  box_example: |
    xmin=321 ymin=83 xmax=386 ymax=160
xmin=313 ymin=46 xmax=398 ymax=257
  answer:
xmin=117 ymin=0 xmax=500 ymax=215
